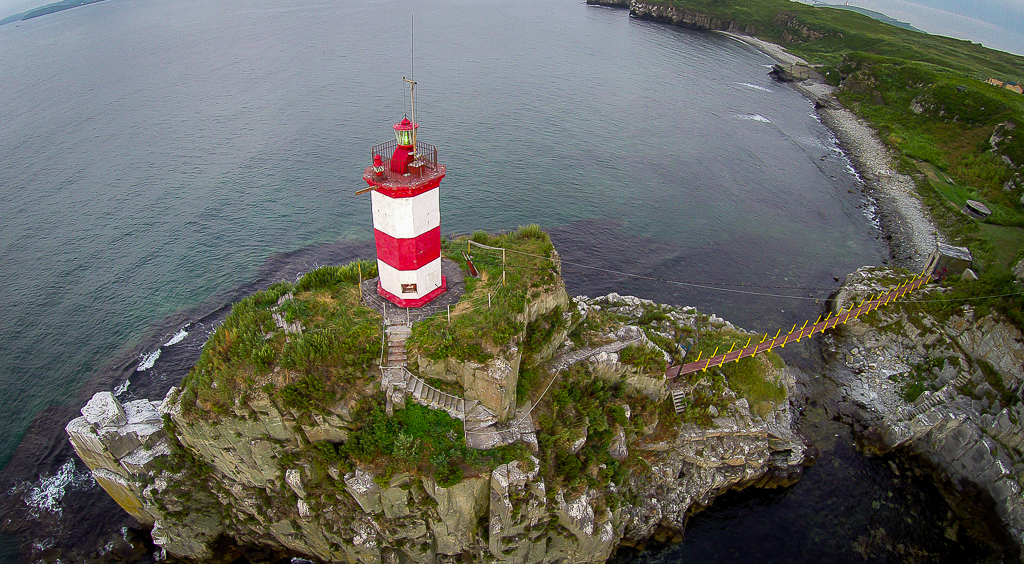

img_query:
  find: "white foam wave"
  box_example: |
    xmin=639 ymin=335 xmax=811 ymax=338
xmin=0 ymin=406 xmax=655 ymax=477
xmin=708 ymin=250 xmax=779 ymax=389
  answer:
xmin=137 ymin=349 xmax=161 ymax=372
xmin=114 ymin=377 xmax=130 ymax=397
xmin=736 ymin=82 xmax=774 ymax=93
xmin=736 ymin=114 xmax=772 ymax=123
xmin=164 ymin=328 xmax=188 ymax=346
xmin=23 ymin=459 xmax=92 ymax=518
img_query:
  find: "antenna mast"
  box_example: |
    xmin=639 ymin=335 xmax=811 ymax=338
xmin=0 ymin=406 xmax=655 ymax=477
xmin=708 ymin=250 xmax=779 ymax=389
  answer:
xmin=403 ymin=16 xmax=417 ymax=156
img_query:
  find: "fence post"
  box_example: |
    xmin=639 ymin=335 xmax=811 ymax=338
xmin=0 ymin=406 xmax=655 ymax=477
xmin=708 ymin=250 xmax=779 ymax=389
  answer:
xmin=502 ymin=248 xmax=506 ymax=286
xmin=488 ymin=293 xmax=491 ymax=309
xmin=358 ymin=261 xmax=362 ymax=289
xmin=447 ymin=304 xmax=451 ymax=324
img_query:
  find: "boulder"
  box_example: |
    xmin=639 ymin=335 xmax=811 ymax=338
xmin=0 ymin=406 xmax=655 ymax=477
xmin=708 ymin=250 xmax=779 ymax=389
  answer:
xmin=423 ymin=476 xmax=488 ymax=555
xmin=82 ymin=392 xmax=127 ymax=428
xmin=344 ymin=469 xmax=383 ymax=514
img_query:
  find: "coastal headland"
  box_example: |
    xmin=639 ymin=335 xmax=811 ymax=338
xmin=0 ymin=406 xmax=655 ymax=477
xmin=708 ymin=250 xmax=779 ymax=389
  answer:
xmin=67 ymin=230 xmax=811 ymax=563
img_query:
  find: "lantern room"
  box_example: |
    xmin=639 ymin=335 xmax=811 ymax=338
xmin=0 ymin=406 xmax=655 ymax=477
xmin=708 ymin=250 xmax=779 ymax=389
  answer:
xmin=393 ymin=117 xmax=417 ymax=146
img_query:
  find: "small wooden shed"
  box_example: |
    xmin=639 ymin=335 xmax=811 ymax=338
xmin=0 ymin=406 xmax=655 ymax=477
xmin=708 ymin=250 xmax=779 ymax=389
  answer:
xmin=923 ymin=243 xmax=973 ymax=277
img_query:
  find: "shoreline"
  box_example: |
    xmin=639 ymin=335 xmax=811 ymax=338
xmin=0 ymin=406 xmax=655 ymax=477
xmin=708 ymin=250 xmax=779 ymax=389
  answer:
xmin=718 ymin=30 xmax=944 ymax=271
xmin=718 ymin=29 xmax=1024 ymax=554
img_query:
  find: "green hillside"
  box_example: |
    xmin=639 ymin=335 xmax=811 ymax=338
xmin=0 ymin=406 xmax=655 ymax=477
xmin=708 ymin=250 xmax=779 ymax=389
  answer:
xmin=646 ymin=0 xmax=1023 ymax=80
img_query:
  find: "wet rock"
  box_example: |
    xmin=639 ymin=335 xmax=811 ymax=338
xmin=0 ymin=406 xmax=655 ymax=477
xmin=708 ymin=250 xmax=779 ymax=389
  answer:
xmin=828 ymin=267 xmax=1024 ymax=549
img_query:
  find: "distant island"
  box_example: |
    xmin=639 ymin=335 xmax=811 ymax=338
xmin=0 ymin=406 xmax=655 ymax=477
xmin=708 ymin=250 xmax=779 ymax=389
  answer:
xmin=812 ymin=1 xmax=921 ymax=32
xmin=0 ymin=0 xmax=109 ymax=26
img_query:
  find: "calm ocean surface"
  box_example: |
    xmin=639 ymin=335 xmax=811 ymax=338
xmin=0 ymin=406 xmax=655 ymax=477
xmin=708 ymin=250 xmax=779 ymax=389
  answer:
xmin=0 ymin=0 xmax=984 ymax=561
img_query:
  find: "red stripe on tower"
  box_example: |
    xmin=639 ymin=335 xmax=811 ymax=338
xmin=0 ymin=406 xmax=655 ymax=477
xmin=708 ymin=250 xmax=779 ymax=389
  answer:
xmin=373 ymin=227 xmax=441 ymax=271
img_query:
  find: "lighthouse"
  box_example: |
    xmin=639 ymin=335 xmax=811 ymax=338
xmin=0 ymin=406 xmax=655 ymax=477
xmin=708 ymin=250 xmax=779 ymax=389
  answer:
xmin=361 ymin=81 xmax=447 ymax=307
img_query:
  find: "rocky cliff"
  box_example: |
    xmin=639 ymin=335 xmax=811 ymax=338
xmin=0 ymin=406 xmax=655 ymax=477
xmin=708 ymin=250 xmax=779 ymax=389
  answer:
xmin=824 ymin=266 xmax=1024 ymax=551
xmin=66 ymin=238 xmax=809 ymax=563
xmin=625 ymin=1 xmax=757 ymax=36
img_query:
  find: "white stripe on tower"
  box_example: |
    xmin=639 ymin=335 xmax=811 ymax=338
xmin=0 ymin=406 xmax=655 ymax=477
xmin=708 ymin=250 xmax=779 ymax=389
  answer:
xmin=370 ymin=189 xmax=439 ymax=239
xmin=377 ymin=258 xmax=443 ymax=298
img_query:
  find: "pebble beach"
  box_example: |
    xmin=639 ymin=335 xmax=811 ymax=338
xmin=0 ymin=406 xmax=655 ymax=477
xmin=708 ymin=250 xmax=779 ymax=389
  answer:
xmin=721 ymin=31 xmax=944 ymax=270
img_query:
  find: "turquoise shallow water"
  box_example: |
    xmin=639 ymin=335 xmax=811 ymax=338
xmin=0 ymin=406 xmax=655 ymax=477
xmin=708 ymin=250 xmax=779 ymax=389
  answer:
xmin=0 ymin=0 xmax=923 ymax=559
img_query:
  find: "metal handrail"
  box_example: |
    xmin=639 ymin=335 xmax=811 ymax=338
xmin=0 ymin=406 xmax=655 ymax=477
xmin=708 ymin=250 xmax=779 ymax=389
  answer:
xmin=370 ymin=140 xmax=439 ymax=170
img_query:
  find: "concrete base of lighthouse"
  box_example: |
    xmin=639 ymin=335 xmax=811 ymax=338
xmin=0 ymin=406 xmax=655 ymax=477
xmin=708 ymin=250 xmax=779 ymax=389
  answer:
xmin=378 ymin=276 xmax=447 ymax=308
xmin=361 ymin=259 xmax=465 ymax=324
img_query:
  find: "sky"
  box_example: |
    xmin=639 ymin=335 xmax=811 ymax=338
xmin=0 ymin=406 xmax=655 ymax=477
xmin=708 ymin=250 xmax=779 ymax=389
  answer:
xmin=802 ymin=0 xmax=1024 ymax=55
xmin=0 ymin=0 xmax=1022 ymax=56
xmin=840 ymin=0 xmax=1024 ymax=56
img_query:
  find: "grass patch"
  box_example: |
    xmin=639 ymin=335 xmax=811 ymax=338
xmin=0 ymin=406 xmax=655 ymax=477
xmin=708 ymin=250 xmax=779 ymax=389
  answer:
xmin=723 ymin=356 xmax=787 ymax=417
xmin=178 ymin=261 xmax=381 ymax=419
xmin=681 ymin=330 xmax=786 ymax=416
xmin=337 ymin=396 xmax=529 ymax=486
xmin=407 ymin=227 xmax=560 ymax=364
xmin=977 ymin=224 xmax=1024 ymax=270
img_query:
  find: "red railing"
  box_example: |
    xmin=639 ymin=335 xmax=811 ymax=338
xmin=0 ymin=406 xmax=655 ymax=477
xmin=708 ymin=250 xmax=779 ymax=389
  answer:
xmin=371 ymin=140 xmax=439 ymax=171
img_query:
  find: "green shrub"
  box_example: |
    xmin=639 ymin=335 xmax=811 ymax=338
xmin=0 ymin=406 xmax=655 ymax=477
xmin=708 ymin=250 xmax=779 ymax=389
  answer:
xmin=435 ymin=462 xmax=463 ymax=487
xmin=618 ymin=344 xmax=667 ymax=373
xmin=279 ymin=374 xmax=334 ymax=411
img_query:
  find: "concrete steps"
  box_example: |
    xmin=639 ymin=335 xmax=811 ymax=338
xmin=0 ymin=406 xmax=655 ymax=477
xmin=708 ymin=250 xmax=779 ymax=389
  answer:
xmin=379 ymin=320 xmax=469 ymax=422
xmin=672 ymin=390 xmax=686 ymax=414
xmin=385 ymin=322 xmax=412 ymax=368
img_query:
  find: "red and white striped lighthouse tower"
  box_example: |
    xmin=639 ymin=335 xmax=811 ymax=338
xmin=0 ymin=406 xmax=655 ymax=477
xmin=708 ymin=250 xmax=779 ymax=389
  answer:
xmin=361 ymin=80 xmax=447 ymax=307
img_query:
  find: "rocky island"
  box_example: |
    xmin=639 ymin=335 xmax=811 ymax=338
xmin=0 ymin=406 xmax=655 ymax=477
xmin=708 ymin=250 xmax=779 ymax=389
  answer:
xmin=66 ymin=228 xmax=810 ymax=563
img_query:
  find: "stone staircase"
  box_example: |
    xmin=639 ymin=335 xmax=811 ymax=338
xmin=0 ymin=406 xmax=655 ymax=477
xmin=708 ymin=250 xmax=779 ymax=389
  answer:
xmin=377 ymin=318 xmax=534 ymax=450
xmin=381 ymin=321 xmax=468 ymax=420
xmin=909 ymin=371 xmax=971 ymax=417
xmin=385 ymin=322 xmax=411 ymax=368
xmin=407 ymin=369 xmax=466 ymax=415
xmin=671 ymin=389 xmax=686 ymax=414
